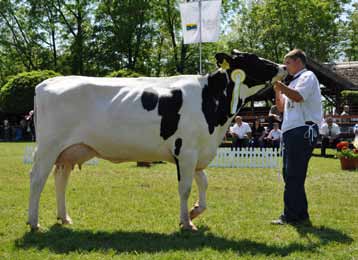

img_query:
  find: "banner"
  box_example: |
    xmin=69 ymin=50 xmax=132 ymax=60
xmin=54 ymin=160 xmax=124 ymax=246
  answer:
xmin=179 ymin=0 xmax=221 ymax=44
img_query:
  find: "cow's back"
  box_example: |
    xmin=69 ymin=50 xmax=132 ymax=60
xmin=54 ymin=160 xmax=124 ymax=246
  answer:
xmin=35 ymin=75 xmax=207 ymax=162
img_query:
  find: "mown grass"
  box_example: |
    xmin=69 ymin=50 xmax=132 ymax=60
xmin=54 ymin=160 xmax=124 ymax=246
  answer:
xmin=0 ymin=142 xmax=357 ymax=259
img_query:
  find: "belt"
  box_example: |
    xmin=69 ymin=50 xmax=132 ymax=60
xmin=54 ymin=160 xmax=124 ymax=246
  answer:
xmin=305 ymin=121 xmax=315 ymax=125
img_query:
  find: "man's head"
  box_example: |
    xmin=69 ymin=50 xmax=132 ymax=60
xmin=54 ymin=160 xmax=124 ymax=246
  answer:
xmin=326 ymin=117 xmax=333 ymax=126
xmin=235 ymin=116 xmax=242 ymax=125
xmin=284 ymin=49 xmax=306 ymax=76
xmin=273 ymin=122 xmax=279 ymax=129
xmin=343 ymin=105 xmax=349 ymax=113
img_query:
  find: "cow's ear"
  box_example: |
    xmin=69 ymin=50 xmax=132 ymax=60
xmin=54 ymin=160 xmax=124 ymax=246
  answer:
xmin=215 ymin=53 xmax=232 ymax=70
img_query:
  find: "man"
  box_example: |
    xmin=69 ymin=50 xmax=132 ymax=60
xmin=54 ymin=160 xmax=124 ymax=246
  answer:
xmin=272 ymin=49 xmax=322 ymax=225
xmin=268 ymin=105 xmax=282 ymax=131
xmin=320 ymin=117 xmax=341 ymax=157
xmin=229 ymin=116 xmax=252 ymax=149
xmin=266 ymin=122 xmax=282 ymax=148
xmin=340 ymin=105 xmax=350 ymax=125
xmin=341 ymin=105 xmax=349 ymax=116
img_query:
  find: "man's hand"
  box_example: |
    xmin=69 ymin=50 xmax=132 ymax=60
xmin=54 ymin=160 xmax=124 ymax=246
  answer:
xmin=274 ymin=81 xmax=286 ymax=92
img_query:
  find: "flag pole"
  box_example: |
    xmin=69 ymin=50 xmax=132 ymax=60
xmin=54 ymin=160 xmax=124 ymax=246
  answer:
xmin=199 ymin=0 xmax=202 ymax=75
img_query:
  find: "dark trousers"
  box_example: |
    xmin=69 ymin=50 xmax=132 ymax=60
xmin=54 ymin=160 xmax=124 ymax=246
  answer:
xmin=321 ymin=136 xmax=340 ymax=157
xmin=282 ymin=125 xmax=317 ymax=221
xmin=231 ymin=137 xmax=249 ymax=149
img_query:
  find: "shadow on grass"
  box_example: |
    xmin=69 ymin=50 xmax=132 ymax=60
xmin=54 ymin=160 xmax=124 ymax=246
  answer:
xmin=15 ymin=224 xmax=353 ymax=256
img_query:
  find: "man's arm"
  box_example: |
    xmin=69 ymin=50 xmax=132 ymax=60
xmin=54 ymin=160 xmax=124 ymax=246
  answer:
xmin=274 ymin=81 xmax=304 ymax=103
xmin=274 ymin=86 xmax=285 ymax=113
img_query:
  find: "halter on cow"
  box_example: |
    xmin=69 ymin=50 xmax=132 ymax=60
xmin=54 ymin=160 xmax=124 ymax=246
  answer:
xmin=27 ymin=50 xmax=286 ymax=231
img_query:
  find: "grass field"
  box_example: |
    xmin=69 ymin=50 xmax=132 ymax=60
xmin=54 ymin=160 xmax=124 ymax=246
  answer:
xmin=0 ymin=142 xmax=357 ymax=259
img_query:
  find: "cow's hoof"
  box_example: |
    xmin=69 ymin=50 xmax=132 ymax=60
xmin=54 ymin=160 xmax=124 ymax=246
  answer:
xmin=190 ymin=203 xmax=206 ymax=220
xmin=179 ymin=222 xmax=198 ymax=232
xmin=57 ymin=216 xmax=73 ymax=225
xmin=27 ymin=222 xmax=41 ymax=232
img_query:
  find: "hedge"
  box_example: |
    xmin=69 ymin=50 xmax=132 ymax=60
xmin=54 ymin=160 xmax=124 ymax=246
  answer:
xmin=341 ymin=90 xmax=358 ymax=106
xmin=106 ymin=69 xmax=143 ymax=78
xmin=0 ymin=70 xmax=61 ymax=114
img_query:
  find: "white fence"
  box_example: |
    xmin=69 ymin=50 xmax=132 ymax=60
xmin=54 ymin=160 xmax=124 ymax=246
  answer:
xmin=23 ymin=145 xmax=99 ymax=166
xmin=209 ymin=147 xmax=282 ymax=168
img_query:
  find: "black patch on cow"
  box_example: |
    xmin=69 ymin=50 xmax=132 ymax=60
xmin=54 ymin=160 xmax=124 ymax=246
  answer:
xmin=158 ymin=89 xmax=183 ymax=140
xmin=174 ymin=157 xmax=180 ymax=182
xmin=141 ymin=88 xmax=159 ymax=111
xmin=174 ymin=138 xmax=182 ymax=156
xmin=230 ymin=52 xmax=278 ymax=87
xmin=202 ymin=71 xmax=231 ymax=134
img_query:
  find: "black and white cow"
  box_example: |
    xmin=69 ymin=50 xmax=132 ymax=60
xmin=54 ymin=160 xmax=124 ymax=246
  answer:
xmin=27 ymin=50 xmax=286 ymax=231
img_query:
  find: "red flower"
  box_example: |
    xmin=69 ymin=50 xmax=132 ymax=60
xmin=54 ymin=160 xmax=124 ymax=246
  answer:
xmin=336 ymin=141 xmax=349 ymax=150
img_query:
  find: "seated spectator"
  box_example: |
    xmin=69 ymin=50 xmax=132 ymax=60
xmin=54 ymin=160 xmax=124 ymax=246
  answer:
xmin=340 ymin=105 xmax=350 ymax=125
xmin=251 ymin=118 xmax=266 ymax=148
xmin=268 ymin=104 xmax=282 ymax=131
xmin=229 ymin=116 xmax=252 ymax=149
xmin=320 ymin=117 xmax=341 ymax=157
xmin=353 ymin=124 xmax=358 ymax=148
xmin=340 ymin=105 xmax=349 ymax=116
xmin=266 ymin=122 xmax=282 ymax=148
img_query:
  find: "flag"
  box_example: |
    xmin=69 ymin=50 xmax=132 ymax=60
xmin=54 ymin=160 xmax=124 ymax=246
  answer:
xmin=179 ymin=0 xmax=221 ymax=44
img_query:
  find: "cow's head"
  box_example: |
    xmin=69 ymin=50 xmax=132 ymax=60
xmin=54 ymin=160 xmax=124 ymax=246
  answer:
xmin=202 ymin=50 xmax=286 ymax=134
xmin=215 ymin=50 xmax=286 ymax=112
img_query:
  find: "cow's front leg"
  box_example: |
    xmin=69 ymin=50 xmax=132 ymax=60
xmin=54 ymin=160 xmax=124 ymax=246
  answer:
xmin=190 ymin=170 xmax=208 ymax=220
xmin=54 ymin=165 xmax=73 ymax=225
xmin=176 ymin=152 xmax=197 ymax=231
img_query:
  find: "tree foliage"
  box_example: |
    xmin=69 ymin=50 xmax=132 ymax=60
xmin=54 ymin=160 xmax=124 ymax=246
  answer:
xmin=0 ymin=70 xmax=61 ymax=114
xmin=224 ymin=0 xmax=350 ymax=63
xmin=0 ymin=0 xmax=354 ymax=90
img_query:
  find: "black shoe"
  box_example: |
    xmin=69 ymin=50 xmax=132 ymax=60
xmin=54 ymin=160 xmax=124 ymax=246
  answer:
xmin=271 ymin=216 xmax=311 ymax=226
xmin=292 ymin=218 xmax=312 ymax=227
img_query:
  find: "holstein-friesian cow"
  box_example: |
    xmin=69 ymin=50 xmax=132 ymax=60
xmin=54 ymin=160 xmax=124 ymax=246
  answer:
xmin=28 ymin=50 xmax=286 ymax=231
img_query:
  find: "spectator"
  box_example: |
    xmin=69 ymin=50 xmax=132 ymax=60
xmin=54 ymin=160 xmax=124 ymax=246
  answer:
xmin=266 ymin=122 xmax=282 ymax=148
xmin=26 ymin=110 xmax=36 ymax=141
xmin=268 ymin=104 xmax=282 ymax=131
xmin=340 ymin=105 xmax=349 ymax=116
xmin=340 ymin=105 xmax=350 ymax=125
xmin=229 ymin=116 xmax=252 ymax=149
xmin=319 ymin=117 xmax=341 ymax=157
xmin=251 ymin=118 xmax=266 ymax=148
xmin=353 ymin=124 xmax=358 ymax=148
xmin=3 ymin=119 xmax=12 ymax=141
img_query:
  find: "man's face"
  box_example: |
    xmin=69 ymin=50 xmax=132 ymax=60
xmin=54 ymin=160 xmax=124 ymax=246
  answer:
xmin=327 ymin=119 xmax=333 ymax=126
xmin=235 ymin=117 xmax=242 ymax=125
xmin=284 ymin=57 xmax=302 ymax=76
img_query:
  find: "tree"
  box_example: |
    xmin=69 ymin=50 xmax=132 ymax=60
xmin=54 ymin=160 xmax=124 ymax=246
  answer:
xmin=224 ymin=0 xmax=350 ymax=63
xmin=344 ymin=3 xmax=358 ymax=60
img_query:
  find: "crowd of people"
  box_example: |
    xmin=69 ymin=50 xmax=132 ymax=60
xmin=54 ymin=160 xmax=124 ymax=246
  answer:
xmin=228 ymin=115 xmax=283 ymax=149
xmin=0 ymin=110 xmax=35 ymax=141
xmin=227 ymin=112 xmax=356 ymax=154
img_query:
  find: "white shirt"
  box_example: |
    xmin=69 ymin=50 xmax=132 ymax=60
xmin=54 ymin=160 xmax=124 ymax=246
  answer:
xmin=281 ymin=69 xmax=323 ymax=133
xmin=268 ymin=128 xmax=282 ymax=140
xmin=230 ymin=122 xmax=252 ymax=139
xmin=319 ymin=123 xmax=341 ymax=137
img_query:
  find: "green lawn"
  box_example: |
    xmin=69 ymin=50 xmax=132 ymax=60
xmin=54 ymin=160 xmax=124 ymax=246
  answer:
xmin=0 ymin=143 xmax=357 ymax=259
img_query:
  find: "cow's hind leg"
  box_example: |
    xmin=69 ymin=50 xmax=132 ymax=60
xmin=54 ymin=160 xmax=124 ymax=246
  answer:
xmin=28 ymin=149 xmax=57 ymax=231
xmin=176 ymin=152 xmax=197 ymax=231
xmin=190 ymin=170 xmax=208 ymax=220
xmin=54 ymin=165 xmax=73 ymax=225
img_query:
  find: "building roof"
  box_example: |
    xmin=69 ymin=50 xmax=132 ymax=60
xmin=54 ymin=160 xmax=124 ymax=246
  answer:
xmin=325 ymin=61 xmax=358 ymax=87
